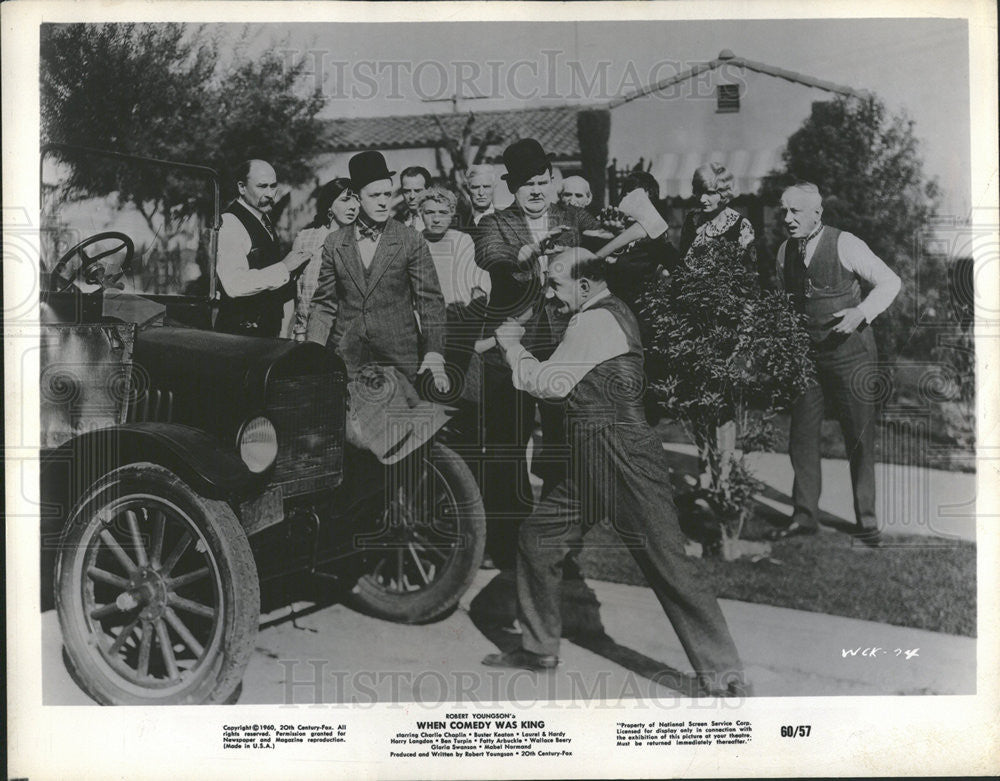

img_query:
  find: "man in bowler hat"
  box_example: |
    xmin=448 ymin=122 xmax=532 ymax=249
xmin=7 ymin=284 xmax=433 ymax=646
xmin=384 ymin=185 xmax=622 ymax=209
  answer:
xmin=472 ymin=138 xmax=604 ymax=569
xmin=306 ymin=151 xmax=449 ymax=392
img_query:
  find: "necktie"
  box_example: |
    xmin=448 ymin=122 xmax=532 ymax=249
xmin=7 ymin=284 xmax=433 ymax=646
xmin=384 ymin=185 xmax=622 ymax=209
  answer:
xmin=784 ymin=224 xmax=823 ymax=310
xmin=261 ymin=214 xmax=276 ymax=241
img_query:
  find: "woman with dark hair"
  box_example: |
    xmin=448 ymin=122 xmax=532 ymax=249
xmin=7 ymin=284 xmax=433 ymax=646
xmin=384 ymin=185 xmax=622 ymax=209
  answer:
xmin=289 ymin=178 xmax=359 ymax=340
xmin=678 ymin=162 xmax=756 ymax=268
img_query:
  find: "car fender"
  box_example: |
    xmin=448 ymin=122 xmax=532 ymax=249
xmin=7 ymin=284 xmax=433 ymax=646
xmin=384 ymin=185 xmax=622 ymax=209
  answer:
xmin=41 ymin=422 xmax=262 ymax=509
xmin=39 ymin=423 xmax=268 ymax=611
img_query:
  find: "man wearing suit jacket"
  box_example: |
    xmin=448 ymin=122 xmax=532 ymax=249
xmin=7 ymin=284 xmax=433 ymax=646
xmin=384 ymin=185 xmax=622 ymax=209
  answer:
xmin=306 ymin=151 xmax=449 ymax=392
xmin=473 ymin=138 xmax=603 ymax=569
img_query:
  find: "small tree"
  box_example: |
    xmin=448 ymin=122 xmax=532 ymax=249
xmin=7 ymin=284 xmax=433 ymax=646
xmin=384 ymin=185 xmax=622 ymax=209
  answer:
xmin=40 ymin=23 xmax=324 ymax=269
xmin=641 ymin=240 xmax=815 ymax=543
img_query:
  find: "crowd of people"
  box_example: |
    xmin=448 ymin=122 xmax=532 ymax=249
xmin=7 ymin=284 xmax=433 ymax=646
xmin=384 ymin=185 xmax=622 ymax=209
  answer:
xmin=214 ymin=137 xmax=901 ymax=696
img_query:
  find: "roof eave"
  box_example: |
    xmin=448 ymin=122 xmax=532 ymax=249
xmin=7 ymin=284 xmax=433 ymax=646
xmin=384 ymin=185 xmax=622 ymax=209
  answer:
xmin=607 ymin=55 xmax=868 ymax=109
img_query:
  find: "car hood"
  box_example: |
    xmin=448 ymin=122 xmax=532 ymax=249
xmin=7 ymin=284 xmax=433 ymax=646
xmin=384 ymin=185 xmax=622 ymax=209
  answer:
xmin=132 ymin=327 xmax=335 ymax=433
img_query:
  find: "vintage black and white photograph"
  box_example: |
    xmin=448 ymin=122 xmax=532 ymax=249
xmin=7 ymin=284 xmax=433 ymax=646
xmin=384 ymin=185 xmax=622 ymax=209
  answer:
xmin=6 ymin=1 xmax=998 ymax=778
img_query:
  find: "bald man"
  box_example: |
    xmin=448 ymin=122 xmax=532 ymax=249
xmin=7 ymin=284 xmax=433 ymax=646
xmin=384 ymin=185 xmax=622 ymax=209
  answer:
xmin=483 ymin=248 xmax=747 ymax=697
xmin=465 ymin=164 xmax=498 ymax=226
xmin=215 ymin=159 xmax=310 ymax=336
xmin=559 ymin=175 xmax=593 ymax=211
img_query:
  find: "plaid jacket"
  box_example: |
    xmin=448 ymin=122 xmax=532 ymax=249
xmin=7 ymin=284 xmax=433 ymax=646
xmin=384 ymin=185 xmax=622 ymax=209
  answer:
xmin=305 ymin=218 xmax=447 ymax=380
xmin=473 ymin=200 xmax=600 ymax=345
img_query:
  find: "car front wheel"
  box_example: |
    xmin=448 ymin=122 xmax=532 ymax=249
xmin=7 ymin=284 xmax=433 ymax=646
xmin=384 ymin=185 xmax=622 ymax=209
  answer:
xmin=55 ymin=463 xmax=259 ymax=705
xmin=348 ymin=443 xmax=486 ymax=623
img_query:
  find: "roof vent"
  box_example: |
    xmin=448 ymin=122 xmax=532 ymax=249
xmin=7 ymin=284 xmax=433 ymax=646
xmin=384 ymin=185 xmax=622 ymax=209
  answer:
xmin=718 ymin=49 xmax=735 ymax=60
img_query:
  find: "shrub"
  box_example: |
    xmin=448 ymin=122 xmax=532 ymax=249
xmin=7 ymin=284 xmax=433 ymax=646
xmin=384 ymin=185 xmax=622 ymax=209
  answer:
xmin=640 ymin=238 xmax=815 ymax=540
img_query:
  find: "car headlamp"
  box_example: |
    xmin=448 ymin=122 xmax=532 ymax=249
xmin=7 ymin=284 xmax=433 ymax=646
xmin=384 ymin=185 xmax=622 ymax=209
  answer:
xmin=237 ymin=416 xmax=278 ymax=473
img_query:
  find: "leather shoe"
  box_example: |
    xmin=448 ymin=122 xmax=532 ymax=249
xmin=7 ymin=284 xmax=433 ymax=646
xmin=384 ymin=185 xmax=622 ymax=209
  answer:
xmin=766 ymin=521 xmax=818 ymax=541
xmin=482 ymin=648 xmax=559 ymax=672
xmin=852 ymin=529 xmax=884 ymax=549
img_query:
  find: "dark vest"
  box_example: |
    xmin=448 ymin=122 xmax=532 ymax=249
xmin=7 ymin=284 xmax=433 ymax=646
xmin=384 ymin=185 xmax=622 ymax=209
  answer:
xmin=782 ymin=226 xmax=862 ymax=343
xmin=215 ymin=200 xmax=290 ymax=337
xmin=565 ymin=295 xmax=648 ymax=438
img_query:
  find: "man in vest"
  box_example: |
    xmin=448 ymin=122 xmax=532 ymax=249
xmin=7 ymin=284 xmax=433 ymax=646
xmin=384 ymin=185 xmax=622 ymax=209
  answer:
xmin=483 ymin=248 xmax=748 ymax=697
xmin=215 ymin=159 xmax=310 ymax=337
xmin=769 ymin=182 xmax=901 ymax=546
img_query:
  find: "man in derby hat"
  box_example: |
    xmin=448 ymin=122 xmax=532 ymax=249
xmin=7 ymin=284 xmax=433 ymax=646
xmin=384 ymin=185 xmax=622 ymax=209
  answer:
xmin=306 ymin=151 xmax=449 ymax=392
xmin=472 ymin=137 xmax=605 ymax=570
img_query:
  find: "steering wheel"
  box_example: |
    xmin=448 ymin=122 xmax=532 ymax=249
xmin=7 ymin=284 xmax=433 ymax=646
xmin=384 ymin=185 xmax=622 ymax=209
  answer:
xmin=49 ymin=231 xmax=135 ymax=293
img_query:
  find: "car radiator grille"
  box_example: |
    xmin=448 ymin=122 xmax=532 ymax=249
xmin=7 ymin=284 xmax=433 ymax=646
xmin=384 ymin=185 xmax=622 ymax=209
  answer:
xmin=266 ymin=373 xmax=345 ymax=496
xmin=126 ymin=388 xmax=174 ymax=423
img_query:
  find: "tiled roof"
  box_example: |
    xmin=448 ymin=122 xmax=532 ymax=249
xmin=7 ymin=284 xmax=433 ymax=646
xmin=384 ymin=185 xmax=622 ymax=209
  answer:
xmin=322 ymin=105 xmax=582 ymax=159
xmin=608 ymin=50 xmax=869 ymax=109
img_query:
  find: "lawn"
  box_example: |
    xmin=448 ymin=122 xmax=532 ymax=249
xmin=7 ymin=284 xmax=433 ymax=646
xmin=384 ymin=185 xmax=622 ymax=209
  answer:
xmin=525 ymin=413 xmax=976 ymax=637
xmin=578 ymin=511 xmax=977 ymax=638
xmin=654 ymin=412 xmax=975 ymax=473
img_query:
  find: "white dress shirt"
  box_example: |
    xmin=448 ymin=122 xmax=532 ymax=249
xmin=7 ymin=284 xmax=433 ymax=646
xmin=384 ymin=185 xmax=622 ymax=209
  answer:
xmin=354 ymin=223 xmax=383 ymax=269
xmin=505 ymin=288 xmax=629 ymax=399
xmin=776 ymin=226 xmax=902 ymax=323
xmin=216 ymin=199 xmax=290 ymax=298
xmin=402 ymin=211 xmax=425 ymax=233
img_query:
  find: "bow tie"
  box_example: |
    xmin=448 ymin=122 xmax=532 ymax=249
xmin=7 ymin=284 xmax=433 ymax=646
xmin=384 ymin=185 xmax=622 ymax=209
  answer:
xmin=357 ymin=216 xmax=385 ymax=242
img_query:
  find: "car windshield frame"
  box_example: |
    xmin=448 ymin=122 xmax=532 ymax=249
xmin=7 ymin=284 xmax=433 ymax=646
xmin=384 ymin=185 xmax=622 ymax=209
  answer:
xmin=40 ymin=142 xmax=222 ymax=301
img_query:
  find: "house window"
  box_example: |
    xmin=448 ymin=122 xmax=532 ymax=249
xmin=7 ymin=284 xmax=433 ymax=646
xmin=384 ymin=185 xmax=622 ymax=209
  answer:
xmin=717 ymin=84 xmax=740 ymax=113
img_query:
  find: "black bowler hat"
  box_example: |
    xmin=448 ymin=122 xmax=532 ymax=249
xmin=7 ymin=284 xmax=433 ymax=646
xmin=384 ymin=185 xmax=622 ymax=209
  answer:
xmin=501 ymin=138 xmax=554 ymax=191
xmin=349 ymin=150 xmax=396 ymax=192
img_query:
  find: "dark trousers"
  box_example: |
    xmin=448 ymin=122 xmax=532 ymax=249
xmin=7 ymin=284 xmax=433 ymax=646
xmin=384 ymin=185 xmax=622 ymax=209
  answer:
xmin=516 ymin=423 xmax=744 ymax=688
xmin=789 ymin=328 xmax=878 ymax=531
xmin=480 ymin=359 xmax=538 ymax=569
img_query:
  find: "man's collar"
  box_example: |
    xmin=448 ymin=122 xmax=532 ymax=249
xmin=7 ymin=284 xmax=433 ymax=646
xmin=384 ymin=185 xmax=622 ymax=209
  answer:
xmin=238 ymin=197 xmax=265 ymax=220
xmin=424 ymin=228 xmax=449 ymax=243
xmin=580 ymin=288 xmax=612 ymax=312
xmin=356 ymin=210 xmax=388 ymax=241
xmin=802 ymin=223 xmax=825 ymax=244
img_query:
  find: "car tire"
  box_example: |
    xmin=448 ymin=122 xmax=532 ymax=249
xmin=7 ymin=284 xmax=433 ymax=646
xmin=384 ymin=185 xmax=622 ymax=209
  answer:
xmin=348 ymin=443 xmax=486 ymax=624
xmin=55 ymin=463 xmax=259 ymax=705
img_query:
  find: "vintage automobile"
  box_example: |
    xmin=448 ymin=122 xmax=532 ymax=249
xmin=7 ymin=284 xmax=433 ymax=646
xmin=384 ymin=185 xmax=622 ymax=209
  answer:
xmin=38 ymin=144 xmax=486 ymax=705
